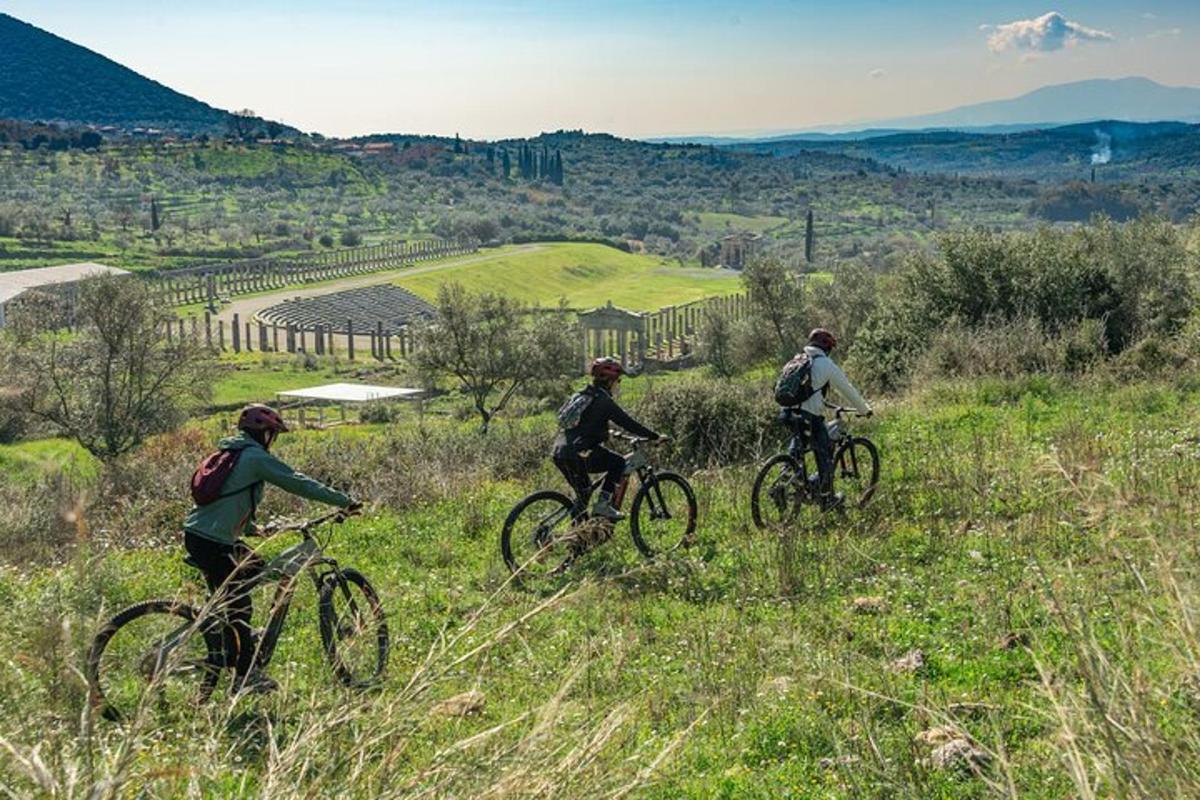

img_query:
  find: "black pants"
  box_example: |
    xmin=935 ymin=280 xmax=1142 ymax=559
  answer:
xmin=184 ymin=532 xmax=264 ymax=677
xmin=554 ymin=446 xmax=626 ymax=504
xmin=800 ymin=411 xmax=835 ymax=496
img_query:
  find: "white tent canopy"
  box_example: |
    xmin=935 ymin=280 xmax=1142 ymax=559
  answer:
xmin=276 ymin=383 xmax=421 ymax=403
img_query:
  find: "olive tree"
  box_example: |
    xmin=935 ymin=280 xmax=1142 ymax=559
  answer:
xmin=0 ymin=276 xmax=213 ymax=460
xmin=413 ymin=284 xmax=577 ymax=433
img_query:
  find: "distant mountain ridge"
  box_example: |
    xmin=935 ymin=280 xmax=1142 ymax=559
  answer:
xmin=0 ymin=13 xmax=234 ymax=134
xmin=651 ymin=78 xmax=1200 ymax=145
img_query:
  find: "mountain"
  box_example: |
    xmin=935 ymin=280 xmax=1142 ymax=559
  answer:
xmin=0 ymin=13 xmax=232 ymax=134
xmin=651 ymin=78 xmax=1200 ymax=145
xmin=876 ymin=78 xmax=1200 ymax=131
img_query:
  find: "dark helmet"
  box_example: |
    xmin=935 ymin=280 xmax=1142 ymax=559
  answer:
xmin=808 ymin=328 xmax=837 ymax=352
xmin=590 ymin=356 xmax=625 ymax=382
xmin=238 ymin=404 xmax=289 ymax=434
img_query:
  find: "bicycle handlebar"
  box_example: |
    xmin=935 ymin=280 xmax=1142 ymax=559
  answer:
xmin=611 ymin=431 xmax=666 ymax=445
xmin=262 ymin=506 xmax=360 ymax=537
xmin=825 ymin=403 xmax=871 ymax=419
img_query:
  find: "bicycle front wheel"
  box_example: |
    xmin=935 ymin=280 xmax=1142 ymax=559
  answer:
xmin=87 ymin=600 xmax=223 ymax=723
xmin=835 ymin=436 xmax=880 ymax=508
xmin=751 ymin=454 xmax=806 ymax=529
xmin=630 ymin=472 xmax=698 ymax=558
xmin=500 ymin=490 xmax=577 ymax=581
xmin=319 ymin=569 xmax=389 ymax=687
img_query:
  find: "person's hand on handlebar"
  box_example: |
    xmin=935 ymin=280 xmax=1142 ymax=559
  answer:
xmin=336 ymin=499 xmax=364 ymax=521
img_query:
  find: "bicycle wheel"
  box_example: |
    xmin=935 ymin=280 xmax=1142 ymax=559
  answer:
xmin=751 ymin=454 xmax=807 ymax=529
xmin=834 ymin=436 xmax=881 ymax=508
xmin=87 ymin=600 xmax=223 ymax=723
xmin=630 ymin=472 xmax=698 ymax=558
xmin=500 ymin=490 xmax=577 ymax=580
xmin=319 ymin=569 xmax=389 ymax=687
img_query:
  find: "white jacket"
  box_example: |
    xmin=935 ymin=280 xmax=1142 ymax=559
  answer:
xmin=799 ymin=345 xmax=871 ymax=416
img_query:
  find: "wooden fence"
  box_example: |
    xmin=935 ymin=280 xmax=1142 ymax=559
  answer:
xmin=152 ymin=238 xmax=477 ymax=307
xmin=163 ymin=291 xmax=751 ymax=371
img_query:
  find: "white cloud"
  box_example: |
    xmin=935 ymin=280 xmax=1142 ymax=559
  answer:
xmin=1147 ymin=28 xmax=1182 ymax=39
xmin=986 ymin=11 xmax=1114 ymax=54
xmin=869 ymin=68 xmax=886 ymax=79
xmin=1141 ymin=12 xmax=1158 ymax=20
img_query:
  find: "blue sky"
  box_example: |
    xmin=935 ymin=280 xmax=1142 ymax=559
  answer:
xmin=3 ymin=1 xmax=1198 ymax=138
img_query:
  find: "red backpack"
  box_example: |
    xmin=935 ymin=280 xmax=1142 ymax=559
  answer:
xmin=190 ymin=449 xmax=246 ymax=506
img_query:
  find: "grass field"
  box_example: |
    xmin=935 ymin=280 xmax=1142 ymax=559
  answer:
xmin=4 ymin=372 xmax=1200 ymax=797
xmin=694 ymin=212 xmax=790 ymax=236
xmin=393 ymin=243 xmax=743 ymax=310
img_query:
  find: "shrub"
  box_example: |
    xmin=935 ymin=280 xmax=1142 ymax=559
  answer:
xmin=633 ymin=374 xmax=778 ymax=470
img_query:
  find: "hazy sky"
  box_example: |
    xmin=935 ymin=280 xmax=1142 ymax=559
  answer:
xmin=4 ymin=1 xmax=1199 ymax=138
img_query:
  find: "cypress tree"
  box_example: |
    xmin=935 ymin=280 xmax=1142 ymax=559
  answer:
xmin=150 ymin=197 xmax=161 ymax=231
xmin=804 ymin=209 xmax=815 ymax=263
xmin=501 ymin=148 xmax=511 ymax=180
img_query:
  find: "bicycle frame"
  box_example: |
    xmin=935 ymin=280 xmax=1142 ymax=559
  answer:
xmin=161 ymin=524 xmax=351 ymax=675
xmin=569 ymin=442 xmax=655 ymax=516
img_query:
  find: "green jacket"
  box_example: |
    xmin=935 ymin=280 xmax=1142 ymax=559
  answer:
xmin=183 ymin=432 xmax=352 ymax=545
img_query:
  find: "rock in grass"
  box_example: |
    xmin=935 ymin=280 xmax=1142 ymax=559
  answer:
xmin=930 ymin=738 xmax=991 ymax=772
xmin=759 ymin=676 xmax=795 ymax=696
xmin=852 ymin=596 xmax=887 ymax=615
xmin=432 ymin=690 xmax=485 ymax=718
xmin=889 ymin=649 xmax=925 ymax=673
xmin=914 ymin=725 xmax=961 ymax=747
xmin=819 ymin=754 xmax=860 ymax=770
xmin=997 ymin=631 xmax=1029 ymax=650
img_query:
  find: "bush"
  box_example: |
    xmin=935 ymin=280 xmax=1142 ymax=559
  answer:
xmin=633 ymin=374 xmax=778 ymax=470
xmin=340 ymin=230 xmax=363 ymax=247
xmin=853 ymin=218 xmax=1196 ymax=390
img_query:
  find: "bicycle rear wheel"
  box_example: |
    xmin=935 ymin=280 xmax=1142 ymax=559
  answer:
xmin=500 ymin=490 xmax=578 ymax=581
xmin=630 ymin=472 xmax=698 ymax=558
xmin=835 ymin=436 xmax=880 ymax=508
xmin=87 ymin=600 xmax=223 ymax=723
xmin=319 ymin=569 xmax=389 ymax=687
xmin=751 ymin=454 xmax=807 ymax=529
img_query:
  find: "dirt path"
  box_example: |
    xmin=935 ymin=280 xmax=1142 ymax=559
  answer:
xmin=213 ymin=244 xmax=543 ymax=327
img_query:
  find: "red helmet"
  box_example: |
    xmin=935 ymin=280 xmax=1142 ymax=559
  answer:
xmin=590 ymin=357 xmax=625 ymax=382
xmin=808 ymin=328 xmax=837 ymax=352
xmin=238 ymin=404 xmax=289 ymax=434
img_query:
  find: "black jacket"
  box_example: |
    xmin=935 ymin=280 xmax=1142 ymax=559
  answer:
xmin=555 ymin=385 xmax=659 ymax=455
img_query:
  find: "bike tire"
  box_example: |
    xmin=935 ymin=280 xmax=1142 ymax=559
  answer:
xmin=630 ymin=471 xmax=698 ymax=558
xmin=750 ymin=453 xmax=805 ymax=529
xmin=318 ymin=569 xmax=389 ymax=687
xmin=835 ymin=436 xmax=881 ymax=508
xmin=86 ymin=599 xmax=223 ymax=724
xmin=500 ymin=489 xmax=577 ymax=580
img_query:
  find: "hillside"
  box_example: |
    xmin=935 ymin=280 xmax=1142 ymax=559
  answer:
xmin=0 ymin=13 xmax=231 ymax=133
xmin=737 ymin=120 xmax=1200 ymax=184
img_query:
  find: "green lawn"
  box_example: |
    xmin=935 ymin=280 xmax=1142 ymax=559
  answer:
xmin=0 ymin=437 xmax=96 ymax=483
xmin=393 ymin=242 xmax=743 ymax=310
xmin=694 ymin=211 xmax=790 ymax=235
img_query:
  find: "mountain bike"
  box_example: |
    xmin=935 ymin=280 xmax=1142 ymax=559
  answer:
xmin=501 ymin=433 xmax=697 ymax=582
xmin=750 ymin=404 xmax=880 ymax=529
xmin=86 ymin=510 xmax=388 ymax=723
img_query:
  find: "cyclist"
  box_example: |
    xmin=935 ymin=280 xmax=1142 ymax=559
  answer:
xmin=183 ymin=404 xmax=360 ymax=694
xmin=793 ymin=328 xmax=872 ymax=510
xmin=553 ymin=357 xmax=664 ymax=522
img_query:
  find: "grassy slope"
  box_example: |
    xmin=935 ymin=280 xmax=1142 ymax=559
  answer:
xmin=393 ymin=243 xmax=742 ymax=310
xmin=3 ymin=374 xmax=1200 ymax=796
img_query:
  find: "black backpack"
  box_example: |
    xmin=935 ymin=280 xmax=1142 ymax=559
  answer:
xmin=773 ymin=352 xmax=824 ymax=406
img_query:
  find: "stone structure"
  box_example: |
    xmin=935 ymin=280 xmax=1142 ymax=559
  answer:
xmin=719 ymin=232 xmax=763 ymax=270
